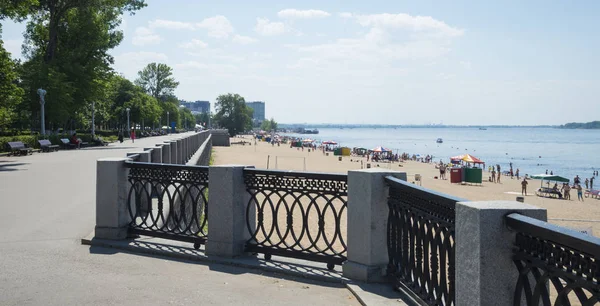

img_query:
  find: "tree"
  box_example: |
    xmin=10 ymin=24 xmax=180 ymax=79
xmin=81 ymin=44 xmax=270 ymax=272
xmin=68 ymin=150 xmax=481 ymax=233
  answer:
xmin=260 ymin=118 xmax=278 ymax=132
xmin=17 ymin=1 xmax=146 ymax=131
xmin=6 ymin=0 xmax=145 ymax=64
xmin=213 ymin=93 xmax=253 ymax=136
xmin=194 ymin=112 xmax=210 ymax=127
xmin=135 ymin=63 xmax=179 ymax=101
xmin=0 ymin=39 xmax=23 ymax=129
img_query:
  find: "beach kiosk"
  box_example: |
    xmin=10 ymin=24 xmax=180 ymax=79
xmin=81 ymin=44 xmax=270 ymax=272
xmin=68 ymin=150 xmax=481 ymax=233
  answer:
xmin=449 ymin=154 xmax=485 ymax=184
xmin=450 ymin=167 xmax=464 ymax=184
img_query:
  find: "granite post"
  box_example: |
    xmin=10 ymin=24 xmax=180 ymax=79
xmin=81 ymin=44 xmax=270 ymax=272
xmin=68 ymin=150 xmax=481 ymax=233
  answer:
xmin=176 ymin=139 xmax=183 ymax=165
xmin=94 ymin=158 xmax=130 ymax=239
xmin=206 ymin=165 xmax=253 ymax=257
xmin=168 ymin=141 xmax=177 ymax=165
xmin=456 ymin=201 xmax=547 ymax=306
xmin=342 ymin=168 xmax=407 ymax=282
xmin=159 ymin=143 xmax=171 ymax=164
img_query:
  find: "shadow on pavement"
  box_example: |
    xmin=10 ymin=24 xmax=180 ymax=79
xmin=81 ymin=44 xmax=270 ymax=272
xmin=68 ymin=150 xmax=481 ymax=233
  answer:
xmin=82 ymin=146 xmax=137 ymax=151
xmin=86 ymin=239 xmax=345 ymax=289
xmin=0 ymin=162 xmax=29 ymax=172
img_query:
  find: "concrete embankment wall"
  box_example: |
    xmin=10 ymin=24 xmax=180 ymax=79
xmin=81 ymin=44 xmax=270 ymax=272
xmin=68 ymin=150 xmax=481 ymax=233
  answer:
xmin=210 ymin=129 xmax=230 ymax=147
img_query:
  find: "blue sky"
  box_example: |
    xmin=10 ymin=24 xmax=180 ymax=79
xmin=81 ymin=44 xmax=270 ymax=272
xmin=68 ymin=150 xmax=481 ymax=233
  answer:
xmin=2 ymin=0 xmax=599 ymax=125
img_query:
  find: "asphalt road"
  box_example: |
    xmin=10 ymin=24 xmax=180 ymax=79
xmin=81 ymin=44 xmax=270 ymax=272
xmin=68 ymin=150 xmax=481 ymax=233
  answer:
xmin=0 ymin=134 xmax=358 ymax=306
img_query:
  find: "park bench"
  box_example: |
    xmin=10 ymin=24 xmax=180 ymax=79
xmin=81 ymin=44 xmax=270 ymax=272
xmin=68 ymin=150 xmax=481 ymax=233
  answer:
xmin=38 ymin=139 xmax=59 ymax=152
xmin=60 ymin=138 xmax=88 ymax=149
xmin=6 ymin=141 xmax=33 ymax=156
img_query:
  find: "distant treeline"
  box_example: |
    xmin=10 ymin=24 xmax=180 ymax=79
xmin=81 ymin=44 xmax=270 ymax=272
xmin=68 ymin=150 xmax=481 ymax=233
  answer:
xmin=559 ymin=121 xmax=600 ymax=129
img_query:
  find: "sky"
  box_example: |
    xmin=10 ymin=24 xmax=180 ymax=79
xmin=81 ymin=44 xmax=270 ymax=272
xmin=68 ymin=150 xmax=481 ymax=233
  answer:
xmin=1 ymin=0 xmax=599 ymax=125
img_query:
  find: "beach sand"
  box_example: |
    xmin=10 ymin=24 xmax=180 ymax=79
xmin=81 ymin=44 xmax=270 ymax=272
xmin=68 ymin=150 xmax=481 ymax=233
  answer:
xmin=214 ymin=136 xmax=600 ymax=237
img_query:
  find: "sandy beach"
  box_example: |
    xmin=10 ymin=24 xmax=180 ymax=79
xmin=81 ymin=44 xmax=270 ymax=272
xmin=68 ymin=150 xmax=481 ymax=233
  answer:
xmin=214 ymin=136 xmax=600 ymax=237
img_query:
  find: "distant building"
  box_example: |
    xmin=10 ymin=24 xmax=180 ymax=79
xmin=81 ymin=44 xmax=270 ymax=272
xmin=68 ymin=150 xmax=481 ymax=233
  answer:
xmin=246 ymin=101 xmax=265 ymax=123
xmin=180 ymin=100 xmax=210 ymax=114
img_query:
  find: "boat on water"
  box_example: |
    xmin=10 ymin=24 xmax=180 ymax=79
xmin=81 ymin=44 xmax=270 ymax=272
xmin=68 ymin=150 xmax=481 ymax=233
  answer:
xmin=479 ymin=127 xmax=487 ymax=130
xmin=436 ymin=138 xmax=443 ymax=143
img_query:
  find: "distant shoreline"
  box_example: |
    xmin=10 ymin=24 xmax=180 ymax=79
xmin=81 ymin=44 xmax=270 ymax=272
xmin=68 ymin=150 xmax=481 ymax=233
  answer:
xmin=278 ymin=124 xmax=558 ymax=129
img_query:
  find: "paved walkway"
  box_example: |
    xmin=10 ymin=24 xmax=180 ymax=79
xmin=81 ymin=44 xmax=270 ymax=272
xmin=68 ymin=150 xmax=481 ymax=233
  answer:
xmin=0 ymin=134 xmax=359 ymax=306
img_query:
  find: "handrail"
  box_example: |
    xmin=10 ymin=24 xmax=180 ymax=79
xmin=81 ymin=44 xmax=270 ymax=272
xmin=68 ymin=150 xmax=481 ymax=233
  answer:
xmin=506 ymin=213 xmax=600 ymax=256
xmin=127 ymin=153 xmax=140 ymax=161
xmin=244 ymin=167 xmax=347 ymax=182
xmin=385 ymin=175 xmax=467 ymax=203
xmin=124 ymin=160 xmax=208 ymax=171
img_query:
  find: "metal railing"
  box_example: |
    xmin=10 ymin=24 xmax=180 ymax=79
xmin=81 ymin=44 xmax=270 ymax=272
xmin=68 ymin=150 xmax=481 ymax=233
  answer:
xmin=243 ymin=168 xmax=348 ymax=270
xmin=125 ymin=161 xmax=209 ymax=249
xmin=506 ymin=213 xmax=600 ymax=306
xmin=385 ymin=176 xmax=464 ymax=306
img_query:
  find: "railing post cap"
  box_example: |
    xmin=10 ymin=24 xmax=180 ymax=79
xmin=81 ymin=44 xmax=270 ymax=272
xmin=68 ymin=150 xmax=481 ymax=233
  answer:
xmin=97 ymin=157 xmax=129 ymax=162
xmin=457 ymin=200 xmax=542 ymax=211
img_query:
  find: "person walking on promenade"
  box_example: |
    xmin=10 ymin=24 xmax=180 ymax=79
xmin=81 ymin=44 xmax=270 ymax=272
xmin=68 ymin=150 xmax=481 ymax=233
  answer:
xmin=521 ymin=178 xmax=528 ymax=196
xmin=130 ymin=128 xmax=136 ymax=143
xmin=576 ymin=184 xmax=584 ymax=201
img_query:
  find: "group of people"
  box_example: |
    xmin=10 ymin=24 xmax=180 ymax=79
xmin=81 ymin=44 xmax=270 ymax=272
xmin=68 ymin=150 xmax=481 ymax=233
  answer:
xmin=489 ymin=164 xmax=503 ymax=183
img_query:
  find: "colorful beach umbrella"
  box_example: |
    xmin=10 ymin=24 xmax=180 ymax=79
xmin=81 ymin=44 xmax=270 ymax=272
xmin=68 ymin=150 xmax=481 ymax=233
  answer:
xmin=371 ymin=146 xmax=391 ymax=153
xmin=323 ymin=140 xmax=338 ymax=145
xmin=302 ymin=138 xmax=314 ymax=143
xmin=461 ymin=154 xmax=484 ymax=164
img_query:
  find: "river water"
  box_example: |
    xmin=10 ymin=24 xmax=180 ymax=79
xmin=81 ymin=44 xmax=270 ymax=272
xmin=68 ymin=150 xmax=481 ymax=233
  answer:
xmin=284 ymin=127 xmax=600 ymax=181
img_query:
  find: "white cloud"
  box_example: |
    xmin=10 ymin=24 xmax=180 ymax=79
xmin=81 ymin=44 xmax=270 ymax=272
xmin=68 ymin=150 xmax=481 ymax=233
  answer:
xmin=179 ymin=39 xmax=208 ymax=49
xmin=254 ymin=18 xmax=287 ymax=36
xmin=196 ymin=15 xmax=234 ymax=38
xmin=3 ymin=39 xmax=22 ymax=59
xmin=232 ymin=34 xmax=258 ymax=45
xmin=354 ymin=13 xmax=464 ymax=37
xmin=114 ymin=51 xmax=169 ymax=79
xmin=149 ymin=19 xmax=195 ymax=30
xmin=339 ymin=12 xmax=353 ymax=19
xmin=277 ymin=9 xmax=331 ymax=19
xmin=132 ymin=27 xmax=161 ymax=46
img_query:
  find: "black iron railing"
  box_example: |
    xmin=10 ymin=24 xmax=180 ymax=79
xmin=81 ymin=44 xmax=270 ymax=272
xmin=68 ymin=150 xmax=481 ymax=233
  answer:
xmin=385 ymin=176 xmax=464 ymax=306
xmin=506 ymin=213 xmax=600 ymax=305
xmin=125 ymin=161 xmax=209 ymax=249
xmin=243 ymin=168 xmax=347 ymax=270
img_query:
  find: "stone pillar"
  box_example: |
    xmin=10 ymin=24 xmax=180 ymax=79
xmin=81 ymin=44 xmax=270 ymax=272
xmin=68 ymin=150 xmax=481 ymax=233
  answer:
xmin=456 ymin=201 xmax=547 ymax=306
xmin=147 ymin=146 xmax=162 ymax=164
xmin=343 ymin=169 xmax=407 ymax=282
xmin=127 ymin=151 xmax=150 ymax=163
xmin=159 ymin=143 xmax=170 ymax=164
xmin=169 ymin=141 xmax=177 ymax=165
xmin=206 ymin=165 xmax=253 ymax=258
xmin=94 ymin=158 xmax=130 ymax=240
xmin=176 ymin=139 xmax=183 ymax=164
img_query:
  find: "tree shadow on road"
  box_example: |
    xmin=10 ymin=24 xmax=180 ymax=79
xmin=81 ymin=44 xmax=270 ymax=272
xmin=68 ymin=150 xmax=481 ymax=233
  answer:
xmin=0 ymin=162 xmax=29 ymax=172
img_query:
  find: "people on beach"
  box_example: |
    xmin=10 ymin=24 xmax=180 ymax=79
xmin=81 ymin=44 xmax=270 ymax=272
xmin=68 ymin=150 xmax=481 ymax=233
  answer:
xmin=574 ymin=175 xmax=581 ymax=185
xmin=562 ymin=183 xmax=571 ymax=200
xmin=516 ymin=168 xmax=520 ymax=180
xmin=585 ymin=178 xmax=589 ymax=189
xmin=497 ymin=169 xmax=501 ymax=183
xmin=521 ymin=178 xmax=528 ymax=195
xmin=576 ymin=184 xmax=584 ymax=201
xmin=491 ymin=169 xmax=496 ymax=183
xmin=591 ymin=176 xmax=595 ymax=190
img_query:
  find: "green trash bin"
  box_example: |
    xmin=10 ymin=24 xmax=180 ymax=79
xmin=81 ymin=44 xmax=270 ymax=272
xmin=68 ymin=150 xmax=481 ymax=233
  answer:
xmin=464 ymin=168 xmax=482 ymax=184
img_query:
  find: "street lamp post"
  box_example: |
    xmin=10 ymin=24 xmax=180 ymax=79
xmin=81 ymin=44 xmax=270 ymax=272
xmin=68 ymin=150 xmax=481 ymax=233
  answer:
xmin=91 ymin=101 xmax=95 ymax=138
xmin=126 ymin=107 xmax=130 ymax=136
xmin=37 ymin=88 xmax=47 ymax=136
xmin=166 ymin=111 xmax=170 ymax=134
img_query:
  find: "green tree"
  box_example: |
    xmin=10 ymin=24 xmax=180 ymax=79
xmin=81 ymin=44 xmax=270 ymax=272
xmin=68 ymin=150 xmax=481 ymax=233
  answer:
xmin=18 ymin=1 xmax=145 ymax=131
xmin=260 ymin=117 xmax=278 ymax=132
xmin=179 ymin=107 xmax=195 ymax=130
xmin=0 ymin=39 xmax=23 ymax=129
xmin=135 ymin=63 xmax=179 ymax=101
xmin=213 ymin=93 xmax=253 ymax=136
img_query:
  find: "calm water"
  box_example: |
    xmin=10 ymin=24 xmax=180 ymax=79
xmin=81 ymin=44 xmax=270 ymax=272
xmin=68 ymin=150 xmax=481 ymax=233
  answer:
xmin=285 ymin=127 xmax=600 ymax=181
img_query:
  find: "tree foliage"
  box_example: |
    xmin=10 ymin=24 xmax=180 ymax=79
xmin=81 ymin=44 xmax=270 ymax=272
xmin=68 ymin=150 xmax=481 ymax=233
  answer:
xmin=135 ymin=62 xmax=179 ymax=101
xmin=0 ymin=39 xmax=23 ymax=128
xmin=213 ymin=93 xmax=253 ymax=136
xmin=260 ymin=118 xmax=278 ymax=132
